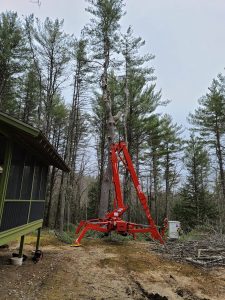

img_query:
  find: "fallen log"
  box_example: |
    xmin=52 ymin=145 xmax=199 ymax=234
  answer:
xmin=197 ymin=248 xmax=225 ymax=258
xmin=186 ymin=256 xmax=225 ymax=267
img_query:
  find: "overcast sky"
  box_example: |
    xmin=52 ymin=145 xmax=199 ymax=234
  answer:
xmin=1 ymin=0 xmax=225 ymax=128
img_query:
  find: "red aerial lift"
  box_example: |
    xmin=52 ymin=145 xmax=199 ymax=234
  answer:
xmin=72 ymin=141 xmax=166 ymax=246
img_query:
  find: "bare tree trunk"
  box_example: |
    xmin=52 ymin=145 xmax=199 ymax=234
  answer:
xmin=152 ymin=153 xmax=158 ymax=225
xmin=44 ymin=166 xmax=56 ymax=227
xmin=215 ymin=126 xmax=225 ymax=202
xmin=98 ymin=37 xmax=116 ymax=218
xmin=124 ymin=54 xmax=129 ymax=146
xmin=67 ymin=201 xmax=70 ymax=232
xmin=59 ymin=172 xmax=68 ymax=233
xmin=44 ymin=123 xmax=62 ymax=227
xmin=97 ymin=131 xmax=106 ymax=213
xmin=122 ymin=52 xmax=131 ymax=220
xmin=215 ymin=123 xmax=225 ymax=228
xmin=164 ymin=149 xmax=170 ymax=219
xmin=193 ymin=148 xmax=200 ymax=224
xmin=57 ymin=44 xmax=89 ymax=229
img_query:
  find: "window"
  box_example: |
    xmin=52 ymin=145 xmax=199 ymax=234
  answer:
xmin=39 ymin=166 xmax=48 ymax=200
xmin=0 ymin=134 xmax=6 ymax=182
xmin=32 ymin=164 xmax=42 ymax=200
xmin=29 ymin=202 xmax=45 ymax=222
xmin=0 ymin=202 xmax=30 ymax=232
xmin=20 ymin=155 xmax=34 ymax=200
xmin=6 ymin=145 xmax=25 ymax=200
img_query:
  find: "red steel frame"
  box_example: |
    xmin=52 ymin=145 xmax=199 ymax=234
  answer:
xmin=72 ymin=142 xmax=165 ymax=246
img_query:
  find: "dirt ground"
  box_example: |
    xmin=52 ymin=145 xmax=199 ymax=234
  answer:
xmin=0 ymin=235 xmax=225 ymax=300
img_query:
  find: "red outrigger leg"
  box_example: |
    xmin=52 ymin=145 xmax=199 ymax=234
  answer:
xmin=71 ymin=142 xmax=165 ymax=247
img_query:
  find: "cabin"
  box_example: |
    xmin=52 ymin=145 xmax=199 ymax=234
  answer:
xmin=0 ymin=112 xmax=69 ymax=256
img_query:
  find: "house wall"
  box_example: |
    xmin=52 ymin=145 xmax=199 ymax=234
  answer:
xmin=0 ymin=131 xmax=48 ymax=246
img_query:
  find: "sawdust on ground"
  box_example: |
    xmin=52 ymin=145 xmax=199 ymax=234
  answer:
xmin=0 ymin=236 xmax=225 ymax=300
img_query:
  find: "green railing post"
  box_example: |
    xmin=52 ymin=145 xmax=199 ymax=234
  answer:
xmin=36 ymin=228 xmax=41 ymax=251
xmin=18 ymin=235 xmax=25 ymax=258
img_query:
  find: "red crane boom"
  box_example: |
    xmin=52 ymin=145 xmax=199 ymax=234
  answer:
xmin=72 ymin=142 xmax=165 ymax=246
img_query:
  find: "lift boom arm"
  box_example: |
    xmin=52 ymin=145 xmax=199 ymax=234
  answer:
xmin=110 ymin=142 xmax=164 ymax=242
xmin=72 ymin=141 xmax=165 ymax=246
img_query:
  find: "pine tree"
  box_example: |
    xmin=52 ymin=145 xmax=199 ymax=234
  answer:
xmin=145 ymin=115 xmax=164 ymax=224
xmin=87 ymin=181 xmax=99 ymax=219
xmin=44 ymin=94 xmax=69 ymax=229
xmin=120 ymin=26 xmax=156 ymax=147
xmin=84 ymin=0 xmax=125 ymax=218
xmin=160 ymin=114 xmax=182 ymax=219
xmin=91 ymin=92 xmax=107 ymax=207
xmin=173 ymin=134 xmax=216 ymax=231
xmin=59 ymin=38 xmax=90 ymax=231
xmin=0 ymin=11 xmax=28 ymax=113
xmin=189 ymin=75 xmax=225 ymax=218
xmin=20 ymin=64 xmax=40 ymax=124
xmin=25 ymin=15 xmax=71 ymax=136
xmin=52 ymin=38 xmax=90 ymax=231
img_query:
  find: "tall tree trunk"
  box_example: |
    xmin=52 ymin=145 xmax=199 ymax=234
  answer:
xmin=59 ymin=172 xmax=67 ymax=232
xmin=164 ymin=148 xmax=170 ymax=218
xmin=98 ymin=37 xmax=116 ymax=218
xmin=44 ymin=166 xmax=56 ymax=227
xmin=124 ymin=53 xmax=129 ymax=146
xmin=193 ymin=148 xmax=200 ymax=224
xmin=215 ymin=126 xmax=225 ymax=203
xmin=152 ymin=152 xmax=158 ymax=225
xmin=97 ymin=130 xmax=106 ymax=212
xmin=58 ymin=49 xmax=88 ymax=229
xmin=215 ymin=123 xmax=225 ymax=226
xmin=123 ymin=55 xmax=131 ymax=220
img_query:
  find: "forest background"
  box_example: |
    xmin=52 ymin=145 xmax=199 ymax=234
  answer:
xmin=1 ymin=0 xmax=225 ymax=233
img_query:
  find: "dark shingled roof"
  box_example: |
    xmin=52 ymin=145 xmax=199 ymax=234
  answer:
xmin=0 ymin=112 xmax=70 ymax=172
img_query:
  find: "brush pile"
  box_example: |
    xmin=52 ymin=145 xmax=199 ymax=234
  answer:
xmin=151 ymin=232 xmax=225 ymax=267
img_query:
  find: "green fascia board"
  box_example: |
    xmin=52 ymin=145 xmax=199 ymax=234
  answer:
xmin=0 ymin=219 xmax=43 ymax=246
xmin=0 ymin=112 xmax=39 ymax=137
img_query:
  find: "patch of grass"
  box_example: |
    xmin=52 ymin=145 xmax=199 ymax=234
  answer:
xmin=55 ymin=231 xmax=74 ymax=244
xmin=56 ymin=222 xmax=156 ymax=245
xmin=63 ymin=223 xmax=77 ymax=234
xmin=23 ymin=229 xmax=62 ymax=246
xmin=55 ymin=223 xmax=80 ymax=244
xmin=100 ymin=231 xmax=152 ymax=243
xmin=179 ymin=226 xmax=213 ymax=242
xmin=103 ymin=232 xmax=129 ymax=242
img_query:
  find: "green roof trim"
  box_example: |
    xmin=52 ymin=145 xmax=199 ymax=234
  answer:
xmin=0 ymin=112 xmax=70 ymax=172
xmin=0 ymin=112 xmax=39 ymax=137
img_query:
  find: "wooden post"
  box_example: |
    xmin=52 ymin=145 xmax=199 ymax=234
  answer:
xmin=18 ymin=235 xmax=25 ymax=258
xmin=36 ymin=228 xmax=41 ymax=251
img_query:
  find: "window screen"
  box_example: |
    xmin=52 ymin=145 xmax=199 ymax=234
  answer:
xmin=39 ymin=166 xmax=48 ymax=200
xmin=6 ymin=146 xmax=25 ymax=199
xmin=32 ymin=165 xmax=42 ymax=200
xmin=20 ymin=155 xmax=34 ymax=200
xmin=0 ymin=201 xmax=30 ymax=232
xmin=29 ymin=202 xmax=45 ymax=222
xmin=0 ymin=134 xmax=6 ymax=182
